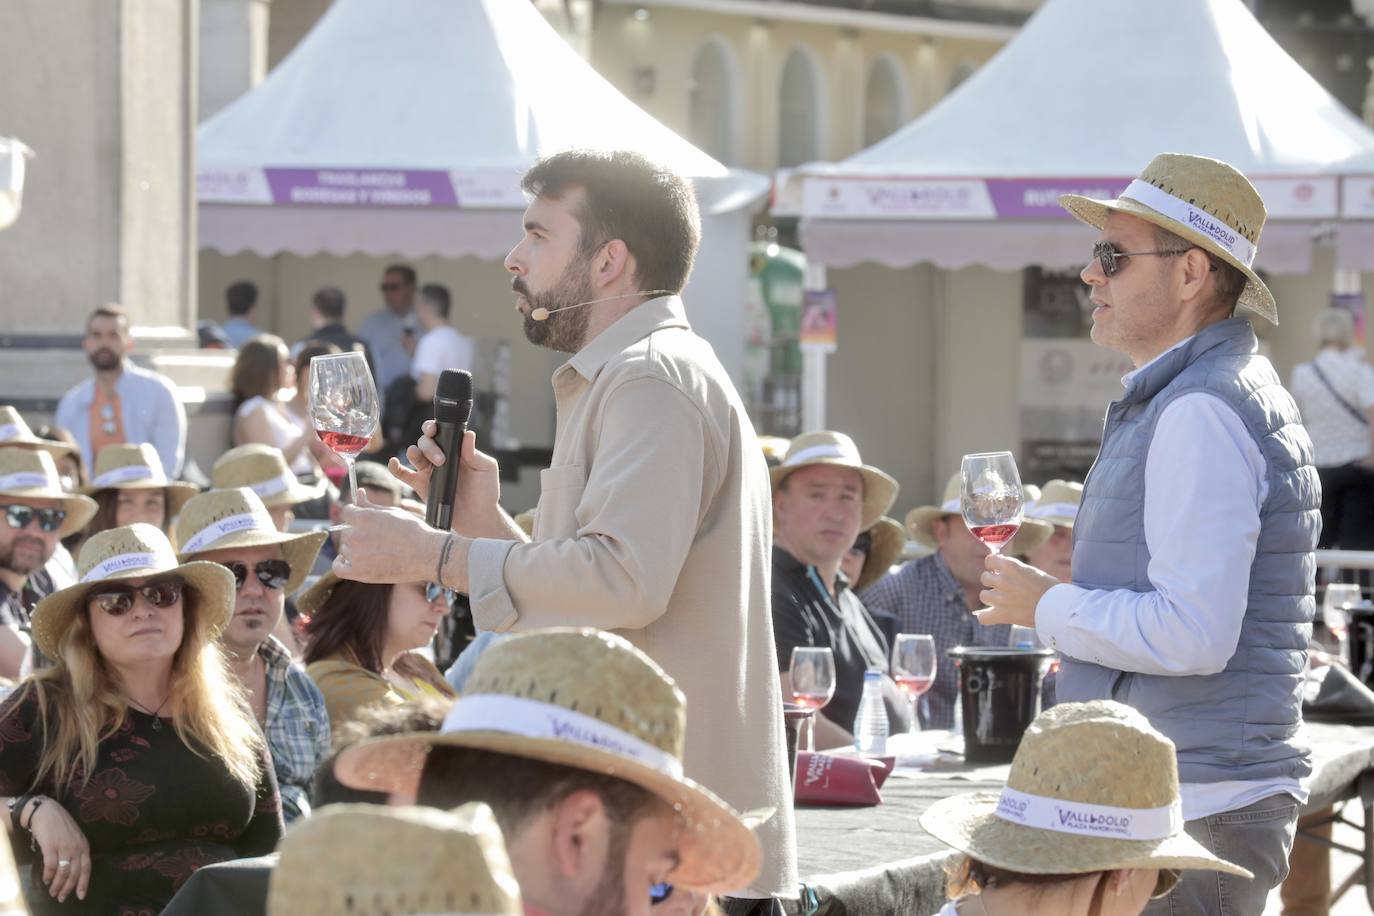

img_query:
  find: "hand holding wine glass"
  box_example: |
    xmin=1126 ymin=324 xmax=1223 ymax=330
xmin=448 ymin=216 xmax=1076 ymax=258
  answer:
xmin=309 ymin=351 xmax=379 ymax=502
xmin=892 ymin=634 xmax=936 ymax=734
xmin=789 ymin=646 xmax=836 ymax=751
xmin=961 ymin=451 xmax=1024 ymax=555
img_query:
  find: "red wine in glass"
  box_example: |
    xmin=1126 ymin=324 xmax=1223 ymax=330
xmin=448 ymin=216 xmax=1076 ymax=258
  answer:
xmin=968 ymin=522 xmax=1020 ymax=551
xmin=318 ymin=431 xmax=370 ymax=459
xmin=791 ymin=691 xmax=832 ymax=711
xmin=308 ymin=351 xmax=380 ymax=502
xmin=895 ymin=674 xmax=934 ymax=698
xmin=960 ymin=451 xmax=1025 ymax=557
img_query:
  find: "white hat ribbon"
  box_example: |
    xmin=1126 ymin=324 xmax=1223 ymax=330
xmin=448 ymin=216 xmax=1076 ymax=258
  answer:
xmin=93 ymin=465 xmax=164 ymax=488
xmin=994 ymin=786 xmax=1183 ymax=841
xmin=81 ymin=552 xmax=160 ymax=583
xmin=0 ymin=472 xmax=51 ymax=490
xmin=181 ymin=512 xmax=267 ymax=554
xmin=1123 ymin=180 xmax=1257 ymax=268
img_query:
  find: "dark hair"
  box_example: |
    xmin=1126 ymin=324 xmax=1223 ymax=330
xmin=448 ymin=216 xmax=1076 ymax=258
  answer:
xmin=1151 ymin=225 xmax=1247 ymax=315
xmin=295 ymin=340 xmax=340 ymax=383
xmin=229 ymin=335 xmax=287 ymax=404
xmin=226 ymin=281 xmax=258 ymax=316
xmin=420 ymin=283 xmax=451 ymax=319
xmin=417 ymin=745 xmax=661 ymax=840
xmin=312 ymin=286 xmax=346 ymax=321
xmin=312 ymin=696 xmax=450 ymax=809
xmin=302 ymin=579 xmax=391 ymax=673
xmin=86 ymin=304 xmax=130 ymax=332
xmin=949 ymin=858 xmax=1112 ymax=916
xmin=521 ymin=150 xmax=701 ymax=294
xmin=84 ymin=488 xmax=170 ymax=541
xmin=34 ymin=426 xmax=84 ymax=488
xmin=384 ymin=264 xmax=417 ymax=287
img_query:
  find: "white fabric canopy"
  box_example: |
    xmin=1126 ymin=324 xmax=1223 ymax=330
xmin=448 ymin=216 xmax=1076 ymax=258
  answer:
xmin=197 ymin=0 xmax=767 ymax=256
xmin=0 ymin=138 xmax=33 ymax=232
xmin=793 ymin=0 xmax=1374 ymax=271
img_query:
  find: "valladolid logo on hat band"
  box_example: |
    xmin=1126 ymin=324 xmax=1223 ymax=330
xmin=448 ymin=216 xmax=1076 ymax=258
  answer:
xmin=994 ymin=786 xmax=1183 ymax=841
xmin=248 ymin=470 xmax=300 ymax=499
xmin=440 ymin=695 xmax=685 ymax=780
xmin=181 ymin=513 xmax=265 ymax=554
xmin=81 ymin=552 xmax=159 ymax=583
xmin=0 ymin=472 xmax=50 ymax=490
xmin=92 ymin=465 xmax=163 ymax=488
xmin=1123 ymin=180 xmax=1256 ymax=268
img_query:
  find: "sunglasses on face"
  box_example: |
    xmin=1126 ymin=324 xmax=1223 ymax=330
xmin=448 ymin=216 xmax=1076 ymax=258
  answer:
xmin=1092 ymin=241 xmax=1218 ymax=278
xmin=88 ymin=577 xmax=185 ymax=616
xmin=1 ymin=504 xmax=67 ymax=533
xmin=221 ymin=559 xmax=293 ymax=592
xmin=425 ymin=583 xmax=456 ymax=604
xmin=649 ymin=883 xmax=674 ymax=906
xmin=1150 ymin=868 xmax=1182 ymax=899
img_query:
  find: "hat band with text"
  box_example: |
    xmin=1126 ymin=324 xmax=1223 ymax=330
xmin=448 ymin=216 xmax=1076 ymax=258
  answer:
xmin=0 ymin=472 xmax=53 ymax=491
xmin=783 ymin=444 xmax=857 ymax=467
xmin=181 ymin=512 xmax=268 ymax=554
xmin=93 ymin=465 xmax=163 ymax=488
xmin=993 ymin=786 xmax=1183 ymax=841
xmin=82 ymin=552 xmax=161 ymax=583
xmin=1122 ymin=180 xmax=1257 ymax=268
xmin=1027 ymin=502 xmax=1079 ymax=521
xmin=248 ymin=469 xmax=298 ymax=499
xmin=441 ymin=694 xmax=685 ymax=780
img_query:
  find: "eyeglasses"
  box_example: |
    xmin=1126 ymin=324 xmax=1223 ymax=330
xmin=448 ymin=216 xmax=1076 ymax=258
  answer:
xmin=649 ymin=883 xmax=674 ymax=906
xmin=88 ymin=577 xmax=185 ymax=616
xmin=1 ymin=504 xmax=67 ymax=533
xmin=1092 ymin=241 xmax=1217 ymax=278
xmin=425 ymin=583 xmax=456 ymax=604
xmin=1150 ymin=868 xmax=1182 ymax=899
xmin=221 ymin=559 xmax=293 ymax=592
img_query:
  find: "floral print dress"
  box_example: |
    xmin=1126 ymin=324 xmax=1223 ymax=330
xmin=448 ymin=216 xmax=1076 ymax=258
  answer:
xmin=0 ymin=689 xmax=283 ymax=915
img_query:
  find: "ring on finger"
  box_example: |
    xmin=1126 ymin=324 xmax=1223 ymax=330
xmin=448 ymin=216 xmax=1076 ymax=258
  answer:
xmin=57 ymin=860 xmax=71 ymax=868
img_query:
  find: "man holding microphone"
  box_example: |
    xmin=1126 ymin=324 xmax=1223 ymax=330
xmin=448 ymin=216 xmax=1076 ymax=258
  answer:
xmin=331 ymin=150 xmax=797 ymax=914
xmin=978 ymin=154 xmax=1320 ymax=914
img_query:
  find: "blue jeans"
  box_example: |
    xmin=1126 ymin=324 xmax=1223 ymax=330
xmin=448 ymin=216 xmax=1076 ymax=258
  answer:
xmin=1144 ymin=794 xmax=1300 ymax=916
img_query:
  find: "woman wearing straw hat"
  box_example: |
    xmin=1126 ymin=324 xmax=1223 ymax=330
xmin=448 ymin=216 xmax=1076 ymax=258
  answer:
xmin=1017 ymin=479 xmax=1082 ymax=583
xmin=300 ymin=572 xmax=456 ymax=732
xmin=81 ymin=443 xmax=199 ymax=540
xmin=922 ymin=701 xmax=1249 ymax=916
xmin=0 ymin=525 xmax=281 ymax=912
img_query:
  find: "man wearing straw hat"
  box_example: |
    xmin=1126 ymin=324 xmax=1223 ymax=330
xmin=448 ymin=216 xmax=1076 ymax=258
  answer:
xmin=176 ymin=488 xmax=330 ymax=823
xmin=978 ymin=153 xmax=1320 ymax=914
xmin=0 ymin=447 xmax=97 ymax=679
xmin=332 ymin=150 xmax=795 ymax=912
xmin=334 ymin=627 xmax=761 ymax=916
xmin=1018 ymin=479 xmax=1082 ymax=583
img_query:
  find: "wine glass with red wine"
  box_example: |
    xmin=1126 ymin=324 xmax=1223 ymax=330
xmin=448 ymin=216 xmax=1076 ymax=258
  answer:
xmin=789 ymin=646 xmax=836 ymax=752
xmin=960 ymin=451 xmax=1024 ymax=555
xmin=892 ymin=633 xmax=937 ymax=734
xmin=308 ymin=351 xmax=379 ymax=502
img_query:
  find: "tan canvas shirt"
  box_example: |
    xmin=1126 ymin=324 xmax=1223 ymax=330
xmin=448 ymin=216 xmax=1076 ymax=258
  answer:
xmin=468 ymin=296 xmax=798 ymax=897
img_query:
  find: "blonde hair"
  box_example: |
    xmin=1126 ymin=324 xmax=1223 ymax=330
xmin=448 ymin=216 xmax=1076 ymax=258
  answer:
xmin=19 ymin=584 xmax=263 ymax=789
xmin=1314 ymin=308 xmax=1356 ymax=350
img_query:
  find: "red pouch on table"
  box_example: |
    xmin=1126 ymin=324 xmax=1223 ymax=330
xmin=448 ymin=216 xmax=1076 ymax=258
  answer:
xmin=794 ymin=752 xmax=887 ymax=806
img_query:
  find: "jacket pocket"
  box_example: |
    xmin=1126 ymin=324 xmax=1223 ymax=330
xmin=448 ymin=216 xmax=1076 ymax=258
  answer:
xmin=537 ymin=465 xmax=588 ymax=538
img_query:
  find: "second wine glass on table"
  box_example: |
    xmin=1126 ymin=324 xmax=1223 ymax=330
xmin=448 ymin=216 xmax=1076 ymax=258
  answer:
xmin=961 ymin=451 xmax=1025 ymax=555
xmin=308 ymin=351 xmax=379 ymax=501
xmin=789 ymin=646 xmax=837 ymax=752
xmin=892 ymin=634 xmax=937 ymax=734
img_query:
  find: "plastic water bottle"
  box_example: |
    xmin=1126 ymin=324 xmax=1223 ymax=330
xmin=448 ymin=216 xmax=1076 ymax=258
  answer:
xmin=854 ymin=669 xmax=889 ymax=755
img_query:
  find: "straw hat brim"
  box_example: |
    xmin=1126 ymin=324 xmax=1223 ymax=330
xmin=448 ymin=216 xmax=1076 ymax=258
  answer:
xmin=295 ymin=570 xmax=340 ymax=618
xmin=1058 ymin=193 xmax=1277 ymax=326
xmin=920 ymin=793 xmax=1252 ymax=880
xmin=255 ymin=475 xmax=329 ymax=509
xmin=30 ymin=560 xmax=237 ymax=659
xmin=905 ymin=508 xmax=1052 ymax=555
xmin=335 ymin=729 xmax=763 ymax=895
xmin=84 ymin=481 xmax=200 ymax=517
xmin=771 ymin=460 xmax=898 ymax=530
xmin=3 ymin=437 xmax=74 ymax=460
xmin=0 ymin=487 xmax=97 ymax=539
xmin=856 ymin=518 xmax=906 ymax=593
xmin=179 ymin=528 xmax=326 ymax=595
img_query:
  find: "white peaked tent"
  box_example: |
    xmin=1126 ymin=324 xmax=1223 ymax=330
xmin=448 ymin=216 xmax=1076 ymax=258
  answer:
xmin=0 ymin=138 xmax=33 ymax=231
xmin=793 ymin=0 xmax=1374 ymax=274
xmin=197 ymin=0 xmax=768 ymax=379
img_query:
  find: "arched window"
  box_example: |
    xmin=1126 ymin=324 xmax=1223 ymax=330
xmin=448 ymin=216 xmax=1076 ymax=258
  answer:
xmin=863 ymin=56 xmax=906 ymax=148
xmin=777 ymin=48 xmax=822 ymax=168
xmin=688 ymin=39 xmax=737 ymax=165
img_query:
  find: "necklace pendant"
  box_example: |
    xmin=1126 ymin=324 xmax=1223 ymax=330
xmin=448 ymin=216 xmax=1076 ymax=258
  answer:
xmin=151 ymin=718 xmax=162 ymax=732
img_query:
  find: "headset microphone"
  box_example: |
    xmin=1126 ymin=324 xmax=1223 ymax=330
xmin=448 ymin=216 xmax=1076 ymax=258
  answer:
xmin=528 ymin=290 xmax=675 ymax=321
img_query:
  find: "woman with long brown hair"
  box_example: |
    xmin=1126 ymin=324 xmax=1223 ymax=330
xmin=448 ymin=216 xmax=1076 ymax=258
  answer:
xmin=0 ymin=525 xmax=282 ymax=912
xmin=300 ymin=574 xmax=454 ymax=732
xmin=231 ymin=335 xmax=329 ymax=477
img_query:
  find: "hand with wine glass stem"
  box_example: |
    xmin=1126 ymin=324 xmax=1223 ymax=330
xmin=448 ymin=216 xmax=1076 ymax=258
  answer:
xmin=789 ymin=646 xmax=836 ymax=752
xmin=892 ymin=634 xmax=936 ymax=734
xmin=308 ymin=351 xmax=379 ymax=503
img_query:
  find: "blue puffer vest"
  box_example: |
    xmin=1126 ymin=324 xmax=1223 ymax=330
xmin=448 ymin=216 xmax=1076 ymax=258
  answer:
xmin=1060 ymin=317 xmax=1320 ymax=783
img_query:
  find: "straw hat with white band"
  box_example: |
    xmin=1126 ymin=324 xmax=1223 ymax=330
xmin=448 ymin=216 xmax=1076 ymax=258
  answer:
xmin=854 ymin=517 xmax=906 ymax=594
xmin=1059 ymin=153 xmax=1277 ymax=325
xmin=770 ymin=431 xmax=898 ymax=530
xmin=921 ymin=700 xmax=1250 ymax=880
xmin=175 ymin=488 xmax=326 ymax=595
xmin=268 ymin=802 xmax=522 ymax=916
xmin=29 ymin=524 xmax=236 ymax=659
xmin=0 ymin=406 xmax=74 ymax=459
xmin=334 ymin=627 xmax=764 ymax=895
xmin=84 ymin=443 xmax=199 ymax=516
xmin=0 ymin=448 xmax=97 ymax=538
xmin=905 ymin=474 xmax=1051 ymax=555
xmin=211 ymin=444 xmax=326 ymax=509
xmin=1025 ymin=479 xmax=1083 ymax=530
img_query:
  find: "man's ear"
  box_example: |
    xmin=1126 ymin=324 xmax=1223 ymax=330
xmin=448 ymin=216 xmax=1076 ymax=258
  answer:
xmin=596 ymin=239 xmax=636 ymax=290
xmin=547 ymin=789 xmax=610 ymax=884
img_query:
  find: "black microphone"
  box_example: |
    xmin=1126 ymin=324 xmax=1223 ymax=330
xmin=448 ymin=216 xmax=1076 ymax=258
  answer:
xmin=426 ymin=370 xmax=472 ymax=531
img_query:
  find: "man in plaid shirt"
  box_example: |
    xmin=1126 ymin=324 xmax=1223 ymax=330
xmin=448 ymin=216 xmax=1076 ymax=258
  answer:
xmin=861 ymin=474 xmax=1050 ymax=728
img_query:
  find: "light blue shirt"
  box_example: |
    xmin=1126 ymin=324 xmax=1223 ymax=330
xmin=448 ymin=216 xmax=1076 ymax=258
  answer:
xmin=221 ymin=316 xmax=260 ymax=349
xmin=444 ymin=631 xmax=508 ymax=694
xmin=357 ymin=307 xmax=415 ymax=395
xmin=55 ymin=360 xmax=187 ymax=477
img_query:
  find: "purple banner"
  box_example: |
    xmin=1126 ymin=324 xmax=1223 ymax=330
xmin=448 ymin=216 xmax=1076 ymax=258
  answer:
xmin=987 ymin=178 xmax=1132 ymax=219
xmin=263 ymin=168 xmax=458 ymax=207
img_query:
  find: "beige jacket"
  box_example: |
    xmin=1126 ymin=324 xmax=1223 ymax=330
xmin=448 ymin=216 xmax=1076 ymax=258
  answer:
xmin=468 ymin=296 xmax=798 ymax=898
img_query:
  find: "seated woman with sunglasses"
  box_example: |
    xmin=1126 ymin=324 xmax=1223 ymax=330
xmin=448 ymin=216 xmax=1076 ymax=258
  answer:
xmin=79 ymin=443 xmax=198 ymax=541
xmin=919 ymin=701 xmax=1247 ymax=916
xmin=299 ymin=573 xmax=455 ymax=732
xmin=0 ymin=524 xmax=282 ymax=913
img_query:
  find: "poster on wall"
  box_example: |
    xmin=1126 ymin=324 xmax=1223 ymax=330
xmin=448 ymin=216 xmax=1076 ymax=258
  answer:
xmin=800 ymin=289 xmax=838 ymax=351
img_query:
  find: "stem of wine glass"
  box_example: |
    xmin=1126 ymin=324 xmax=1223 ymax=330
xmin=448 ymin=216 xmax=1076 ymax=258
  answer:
xmin=806 ymin=715 xmax=816 ymax=753
xmin=345 ymin=456 xmax=358 ymax=506
xmin=909 ymin=695 xmax=921 ymax=735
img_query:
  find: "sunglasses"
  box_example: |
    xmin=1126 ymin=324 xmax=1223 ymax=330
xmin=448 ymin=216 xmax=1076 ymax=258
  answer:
xmin=1150 ymin=868 xmax=1182 ymax=899
xmin=649 ymin=883 xmax=674 ymax=906
xmin=221 ymin=559 xmax=293 ymax=592
xmin=425 ymin=583 xmax=456 ymax=604
xmin=1092 ymin=241 xmax=1217 ymax=278
xmin=88 ymin=577 xmax=185 ymax=616
xmin=380 ymin=282 xmax=406 ymax=293
xmin=1 ymin=504 xmax=67 ymax=533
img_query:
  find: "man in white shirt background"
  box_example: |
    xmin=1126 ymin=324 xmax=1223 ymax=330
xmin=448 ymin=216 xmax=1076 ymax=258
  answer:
xmin=412 ymin=283 xmax=474 ymax=402
xmin=977 ymin=154 xmax=1320 ymax=915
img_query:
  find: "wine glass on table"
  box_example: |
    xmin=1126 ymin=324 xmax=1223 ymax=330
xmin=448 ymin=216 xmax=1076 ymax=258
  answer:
xmin=892 ymin=634 xmax=937 ymax=735
xmin=1323 ymin=582 xmax=1361 ymax=657
xmin=308 ymin=351 xmax=379 ymax=503
xmin=960 ymin=451 xmax=1025 ymax=555
xmin=789 ymin=646 xmax=836 ymax=752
